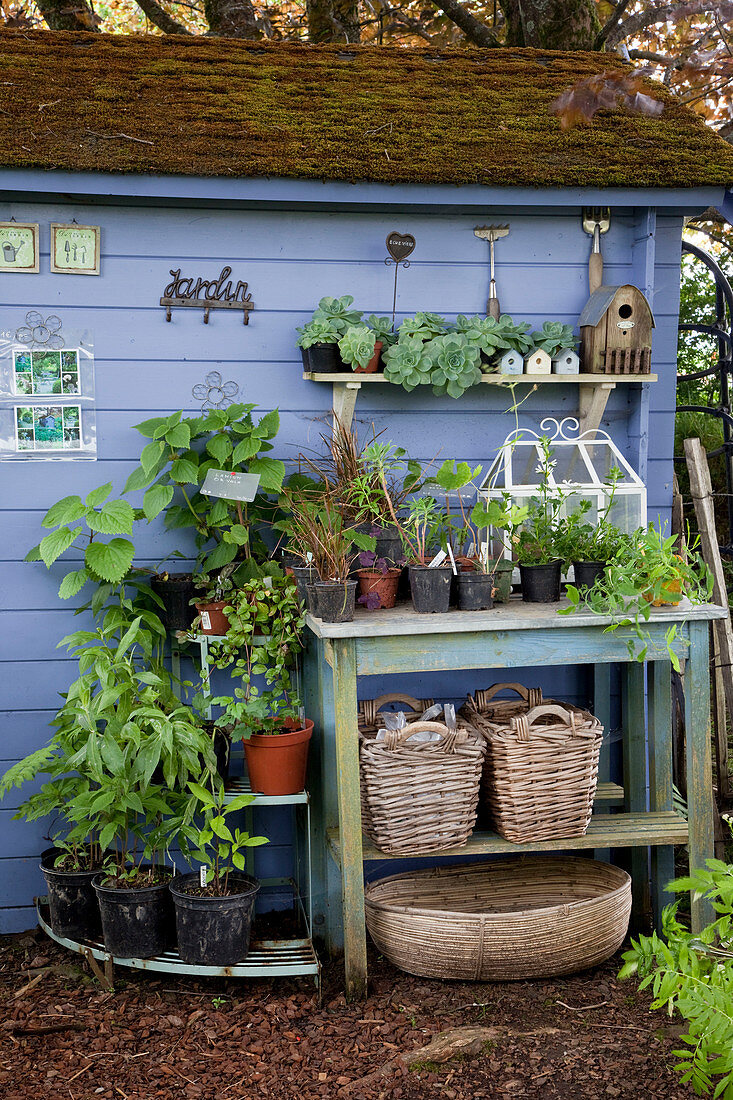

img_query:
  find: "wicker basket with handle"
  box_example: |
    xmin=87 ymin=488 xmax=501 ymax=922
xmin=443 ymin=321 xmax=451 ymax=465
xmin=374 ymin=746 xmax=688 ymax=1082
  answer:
xmin=357 ymin=693 xmax=435 ymax=740
xmin=459 ymin=682 xmax=545 ymax=726
xmin=482 ymin=703 xmax=603 ymax=842
xmin=360 ymin=721 xmax=486 ymax=855
xmin=365 ymin=857 xmax=631 ymax=981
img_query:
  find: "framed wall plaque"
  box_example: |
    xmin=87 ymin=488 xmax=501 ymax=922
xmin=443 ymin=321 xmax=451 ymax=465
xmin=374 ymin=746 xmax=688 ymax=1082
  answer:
xmin=50 ymin=224 xmax=101 ymax=276
xmin=0 ymin=222 xmax=39 ymax=273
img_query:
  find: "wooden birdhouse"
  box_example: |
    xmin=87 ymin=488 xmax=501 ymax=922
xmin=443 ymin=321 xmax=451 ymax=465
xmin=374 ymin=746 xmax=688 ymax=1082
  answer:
xmin=523 ymin=348 xmax=552 ymax=375
xmin=579 ymin=284 xmax=654 ymax=374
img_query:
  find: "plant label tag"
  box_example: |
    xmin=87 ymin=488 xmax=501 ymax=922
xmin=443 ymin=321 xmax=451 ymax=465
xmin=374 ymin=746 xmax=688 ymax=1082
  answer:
xmin=467 ymin=541 xmax=476 ymax=558
xmin=199 ymin=866 xmax=207 ymax=888
xmin=444 ymin=703 xmax=456 ymax=729
xmin=200 ymin=611 xmax=212 ymax=632
xmin=428 ymin=550 xmax=447 ymax=568
xmin=263 ymin=576 xmax=273 ymax=589
xmin=200 ymin=470 xmax=261 ymax=502
xmin=446 ymin=544 xmax=458 ymax=575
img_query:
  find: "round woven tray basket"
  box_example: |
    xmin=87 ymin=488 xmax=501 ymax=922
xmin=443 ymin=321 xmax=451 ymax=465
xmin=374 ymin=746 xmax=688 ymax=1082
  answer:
xmin=365 ymin=857 xmax=631 ymax=981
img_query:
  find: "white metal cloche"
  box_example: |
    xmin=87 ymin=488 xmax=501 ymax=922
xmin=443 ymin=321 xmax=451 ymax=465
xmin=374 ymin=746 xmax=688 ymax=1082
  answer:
xmin=479 ymin=417 xmax=646 ymax=547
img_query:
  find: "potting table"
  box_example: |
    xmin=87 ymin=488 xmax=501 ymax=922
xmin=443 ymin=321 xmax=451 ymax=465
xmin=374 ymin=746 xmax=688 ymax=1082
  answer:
xmin=303 ymin=598 xmax=727 ymax=1001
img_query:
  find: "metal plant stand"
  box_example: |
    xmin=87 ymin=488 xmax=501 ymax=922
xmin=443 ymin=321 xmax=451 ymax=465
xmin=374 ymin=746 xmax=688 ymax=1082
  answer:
xmin=37 ymin=633 xmax=321 ymax=989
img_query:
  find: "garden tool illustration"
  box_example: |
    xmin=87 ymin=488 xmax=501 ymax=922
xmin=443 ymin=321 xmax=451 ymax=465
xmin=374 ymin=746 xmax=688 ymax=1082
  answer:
xmin=582 ymin=207 xmax=610 ymax=294
xmin=474 ymin=224 xmax=509 ymax=319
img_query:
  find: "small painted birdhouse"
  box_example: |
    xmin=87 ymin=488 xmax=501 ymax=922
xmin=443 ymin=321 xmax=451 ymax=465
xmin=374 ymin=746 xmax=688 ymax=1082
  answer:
xmin=578 ymin=284 xmax=654 ymax=374
xmin=524 ymin=348 xmax=552 ymax=375
xmin=498 ymin=350 xmax=523 ymax=375
xmin=552 ymin=349 xmax=580 ymax=375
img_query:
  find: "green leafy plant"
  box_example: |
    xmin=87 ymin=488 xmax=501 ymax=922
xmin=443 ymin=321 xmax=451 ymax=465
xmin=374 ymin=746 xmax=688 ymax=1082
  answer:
xmin=427 ymin=333 xmax=483 ymax=398
xmin=530 ymin=321 xmax=577 ymax=357
xmin=124 ymin=405 xmax=284 ymax=578
xmin=554 ymin=467 xmax=628 ymax=569
xmin=205 ymin=573 xmax=305 ymax=739
xmin=25 ymin=482 xmax=137 ymax=598
xmin=513 ymin=438 xmax=566 ymax=565
xmin=181 ymin=776 xmax=268 ymax=895
xmin=619 ymin=851 xmax=733 ymax=1099
xmin=338 ymin=324 xmax=379 ymax=370
xmin=561 ymin=525 xmax=713 ymax=669
xmin=395 ymin=495 xmax=445 ymax=566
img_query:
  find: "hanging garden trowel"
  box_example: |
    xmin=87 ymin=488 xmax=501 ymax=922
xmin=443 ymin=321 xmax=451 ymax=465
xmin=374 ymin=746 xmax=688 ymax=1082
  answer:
xmin=582 ymin=207 xmax=610 ymax=294
xmin=474 ymin=224 xmax=509 ymax=319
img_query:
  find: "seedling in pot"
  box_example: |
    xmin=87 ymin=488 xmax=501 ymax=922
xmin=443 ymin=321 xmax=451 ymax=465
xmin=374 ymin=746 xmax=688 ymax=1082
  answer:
xmin=181 ymin=777 xmax=268 ymax=896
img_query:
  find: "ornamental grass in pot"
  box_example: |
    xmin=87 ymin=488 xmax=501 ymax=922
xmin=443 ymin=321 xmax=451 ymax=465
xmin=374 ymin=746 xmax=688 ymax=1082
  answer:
xmin=208 ymin=572 xmax=312 ymax=796
xmin=171 ymin=776 xmax=266 ymax=966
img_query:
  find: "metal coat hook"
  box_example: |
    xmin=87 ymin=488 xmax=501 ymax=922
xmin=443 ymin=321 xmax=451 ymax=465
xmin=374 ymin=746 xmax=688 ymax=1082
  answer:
xmin=165 ymin=305 xmax=171 ymax=322
xmin=203 ymin=306 xmax=210 ymax=324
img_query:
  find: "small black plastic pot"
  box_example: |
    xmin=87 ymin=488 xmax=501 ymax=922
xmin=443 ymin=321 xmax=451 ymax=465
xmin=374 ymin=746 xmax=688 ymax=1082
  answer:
xmin=41 ymin=847 xmax=102 ymax=942
xmin=408 ymin=565 xmax=452 ymax=613
xmin=299 ymin=347 xmax=310 ymax=370
xmin=169 ymin=873 xmax=260 ymax=966
xmin=306 ymin=343 xmax=342 ymax=373
xmin=519 ymin=561 xmax=562 ymax=603
xmin=93 ymin=870 xmax=175 ymax=959
xmin=457 ymin=571 xmax=495 ymax=611
xmin=373 ymin=524 xmax=404 ymax=567
xmin=311 ymin=580 xmax=357 ymax=623
xmin=150 ymin=573 xmax=196 ymax=632
xmin=290 ymin=564 xmax=318 ymax=605
xmin=573 ymin=561 xmax=607 ymax=592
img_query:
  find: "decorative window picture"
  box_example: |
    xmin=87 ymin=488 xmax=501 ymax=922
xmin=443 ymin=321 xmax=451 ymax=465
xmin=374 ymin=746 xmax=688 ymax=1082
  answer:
xmin=0 ymin=222 xmax=39 ymax=273
xmin=13 ymin=349 xmax=80 ymax=396
xmin=15 ymin=405 xmax=81 ymax=451
xmin=50 ymin=224 xmax=100 ymax=276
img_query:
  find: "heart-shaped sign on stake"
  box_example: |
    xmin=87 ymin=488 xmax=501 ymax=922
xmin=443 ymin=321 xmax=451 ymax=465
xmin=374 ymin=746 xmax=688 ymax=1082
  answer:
xmin=386 ymin=232 xmax=416 ymax=263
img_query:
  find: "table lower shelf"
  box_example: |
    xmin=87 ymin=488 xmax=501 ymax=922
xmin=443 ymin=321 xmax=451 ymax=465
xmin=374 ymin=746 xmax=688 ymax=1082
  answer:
xmin=36 ymin=901 xmax=320 ymax=981
xmin=327 ymin=811 xmax=688 ymax=867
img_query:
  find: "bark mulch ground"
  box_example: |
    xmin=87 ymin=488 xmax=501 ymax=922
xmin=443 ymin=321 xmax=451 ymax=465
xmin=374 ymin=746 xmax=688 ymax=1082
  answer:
xmin=0 ymin=927 xmax=692 ymax=1100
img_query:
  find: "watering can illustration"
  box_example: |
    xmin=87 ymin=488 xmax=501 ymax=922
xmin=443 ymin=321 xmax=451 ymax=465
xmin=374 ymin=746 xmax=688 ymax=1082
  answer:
xmin=2 ymin=240 xmax=21 ymax=262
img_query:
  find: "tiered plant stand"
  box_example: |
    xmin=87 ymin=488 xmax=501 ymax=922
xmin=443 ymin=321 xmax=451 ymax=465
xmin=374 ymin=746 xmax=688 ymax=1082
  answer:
xmin=303 ymin=598 xmax=726 ymax=1001
xmin=36 ymin=771 xmax=320 ymax=988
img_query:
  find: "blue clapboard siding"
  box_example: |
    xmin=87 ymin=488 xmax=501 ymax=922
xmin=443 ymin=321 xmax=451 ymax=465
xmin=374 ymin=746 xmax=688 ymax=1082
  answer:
xmin=0 ymin=187 xmax=696 ymax=930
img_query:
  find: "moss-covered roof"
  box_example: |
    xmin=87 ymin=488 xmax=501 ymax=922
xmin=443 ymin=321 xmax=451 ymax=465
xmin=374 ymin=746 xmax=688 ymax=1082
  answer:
xmin=1 ymin=30 xmax=733 ymax=188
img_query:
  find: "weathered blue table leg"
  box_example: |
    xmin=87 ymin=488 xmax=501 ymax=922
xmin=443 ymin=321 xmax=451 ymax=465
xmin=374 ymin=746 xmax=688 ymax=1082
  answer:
xmin=647 ymin=660 xmax=674 ymax=929
xmin=622 ymin=662 xmax=651 ymax=929
xmin=331 ymin=638 xmax=367 ymax=1001
xmin=593 ymin=665 xmax=612 ymax=862
xmin=684 ymin=620 xmax=715 ymax=932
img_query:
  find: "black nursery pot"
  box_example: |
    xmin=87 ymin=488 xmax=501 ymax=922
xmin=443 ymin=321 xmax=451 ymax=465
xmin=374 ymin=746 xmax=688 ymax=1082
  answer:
xmin=41 ymin=847 xmax=102 ymax=943
xmin=408 ymin=565 xmax=452 ymax=614
xmin=151 ymin=573 xmax=196 ymax=632
xmin=306 ymin=343 xmax=342 ymax=373
xmin=519 ymin=561 xmax=562 ymax=603
xmin=93 ymin=870 xmax=175 ymax=959
xmin=290 ymin=564 xmax=318 ymax=605
xmin=573 ymin=561 xmax=607 ymax=592
xmin=169 ymin=873 xmax=260 ymax=966
xmin=373 ymin=524 xmax=404 ymax=568
xmin=312 ymin=580 xmax=357 ymax=623
xmin=457 ymin=571 xmax=495 ymax=611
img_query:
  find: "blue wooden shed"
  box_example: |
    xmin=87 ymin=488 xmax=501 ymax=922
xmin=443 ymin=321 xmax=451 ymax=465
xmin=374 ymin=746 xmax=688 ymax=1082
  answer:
xmin=1 ymin=30 xmax=733 ymax=942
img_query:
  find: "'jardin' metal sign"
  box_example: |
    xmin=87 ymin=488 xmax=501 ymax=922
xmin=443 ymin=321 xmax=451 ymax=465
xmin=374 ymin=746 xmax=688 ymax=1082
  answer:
xmin=161 ymin=266 xmax=254 ymax=325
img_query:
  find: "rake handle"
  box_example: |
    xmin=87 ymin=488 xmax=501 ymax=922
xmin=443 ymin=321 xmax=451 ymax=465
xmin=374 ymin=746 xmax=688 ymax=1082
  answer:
xmin=589 ymin=251 xmax=603 ymax=295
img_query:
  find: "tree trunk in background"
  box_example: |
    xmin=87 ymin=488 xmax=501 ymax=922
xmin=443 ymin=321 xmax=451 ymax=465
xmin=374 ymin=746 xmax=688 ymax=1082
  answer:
xmin=499 ymin=0 xmax=601 ymax=50
xmin=307 ymin=0 xmax=361 ymax=43
xmin=34 ymin=0 xmax=99 ymax=30
xmin=205 ymin=0 xmax=261 ymax=38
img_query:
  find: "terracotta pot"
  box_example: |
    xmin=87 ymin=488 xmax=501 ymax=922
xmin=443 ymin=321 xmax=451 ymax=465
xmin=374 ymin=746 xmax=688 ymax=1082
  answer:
xmin=357 ymin=568 xmax=401 ymax=609
xmin=354 ymin=340 xmax=383 ymax=374
xmin=643 ymin=577 xmax=683 ymax=606
xmin=195 ymin=600 xmax=230 ymax=636
xmin=244 ymin=717 xmax=314 ymax=796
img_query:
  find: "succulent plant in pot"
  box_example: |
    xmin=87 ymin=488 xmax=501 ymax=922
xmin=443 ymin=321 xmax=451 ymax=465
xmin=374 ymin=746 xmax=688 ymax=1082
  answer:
xmin=427 ymin=333 xmax=483 ymax=398
xmin=383 ymin=335 xmax=433 ymax=392
xmin=397 ymin=311 xmax=449 ymax=341
xmin=338 ymin=323 xmax=383 ymax=374
xmin=171 ymin=776 xmax=267 ymax=966
xmin=454 ymin=314 xmax=514 ymax=368
xmin=297 ymin=295 xmax=362 ymax=372
xmin=530 ymin=321 xmax=577 ymax=358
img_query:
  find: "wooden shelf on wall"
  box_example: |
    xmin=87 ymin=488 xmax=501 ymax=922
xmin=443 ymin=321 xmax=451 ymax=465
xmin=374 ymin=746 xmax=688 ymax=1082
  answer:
xmin=302 ymin=372 xmax=658 ymax=435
